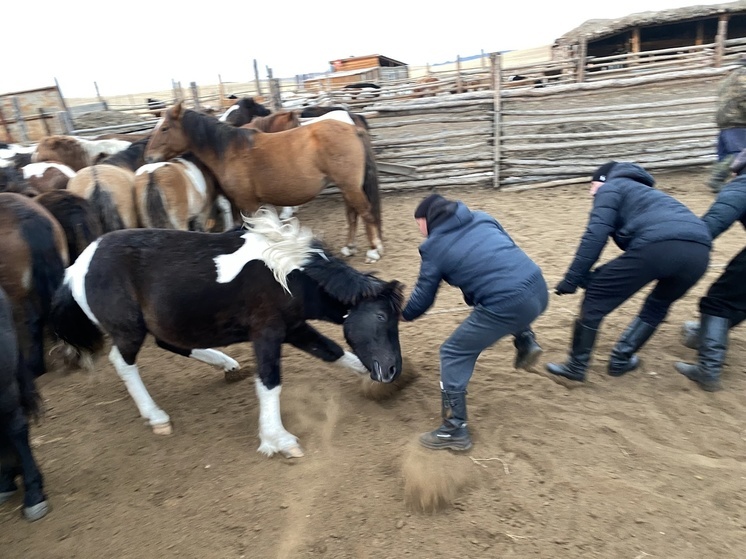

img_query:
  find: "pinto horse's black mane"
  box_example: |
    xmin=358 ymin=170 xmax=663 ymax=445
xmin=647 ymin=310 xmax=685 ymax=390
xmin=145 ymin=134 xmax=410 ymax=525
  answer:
xmin=302 ymin=241 xmax=403 ymax=312
xmin=182 ymin=109 xmax=253 ymax=157
xmin=100 ymin=137 xmax=150 ymax=171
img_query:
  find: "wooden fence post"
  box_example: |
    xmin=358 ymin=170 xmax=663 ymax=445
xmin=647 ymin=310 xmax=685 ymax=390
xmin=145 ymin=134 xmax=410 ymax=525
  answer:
xmin=190 ymin=82 xmax=201 ymax=111
xmin=218 ymin=74 xmax=226 ymax=104
xmin=715 ymin=15 xmax=728 ymax=67
xmin=577 ymin=38 xmax=587 ymax=83
xmin=11 ymin=97 xmax=28 ymax=143
xmin=491 ymin=53 xmax=502 ymax=189
xmin=253 ymin=59 xmax=263 ymax=97
xmin=0 ymin=106 xmax=14 ymax=143
xmin=456 ymin=55 xmax=463 ymax=93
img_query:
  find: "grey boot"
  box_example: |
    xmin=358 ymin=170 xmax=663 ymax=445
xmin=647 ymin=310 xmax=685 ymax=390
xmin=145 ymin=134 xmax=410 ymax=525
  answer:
xmin=608 ymin=317 xmax=657 ymax=376
xmin=513 ymin=328 xmax=543 ymax=370
xmin=419 ymin=390 xmax=473 ymax=451
xmin=675 ymin=314 xmax=729 ymax=392
xmin=546 ymin=320 xmax=598 ymax=382
xmin=707 ymin=154 xmax=735 ymax=193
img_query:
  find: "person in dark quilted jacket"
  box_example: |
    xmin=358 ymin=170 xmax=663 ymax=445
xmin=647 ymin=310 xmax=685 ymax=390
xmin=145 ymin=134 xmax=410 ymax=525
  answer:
xmin=546 ymin=161 xmax=712 ymax=383
xmin=401 ymin=194 xmax=548 ymax=451
xmin=676 ymin=149 xmax=746 ymax=391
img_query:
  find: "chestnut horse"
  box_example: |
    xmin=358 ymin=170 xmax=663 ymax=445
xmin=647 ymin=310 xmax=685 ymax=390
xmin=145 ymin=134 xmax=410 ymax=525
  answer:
xmin=146 ymin=102 xmax=384 ymax=261
xmin=0 ymin=193 xmax=68 ymax=379
xmin=32 ymin=136 xmax=131 ymax=172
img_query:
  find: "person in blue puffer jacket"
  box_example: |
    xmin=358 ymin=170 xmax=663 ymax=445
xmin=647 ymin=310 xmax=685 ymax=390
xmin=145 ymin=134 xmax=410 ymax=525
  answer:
xmin=401 ymin=194 xmax=549 ymax=451
xmin=676 ymin=148 xmax=746 ymax=391
xmin=547 ymin=161 xmax=712 ymax=384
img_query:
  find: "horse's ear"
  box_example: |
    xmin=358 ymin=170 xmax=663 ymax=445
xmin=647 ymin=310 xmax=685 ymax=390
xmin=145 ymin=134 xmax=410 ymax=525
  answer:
xmin=171 ymin=99 xmax=184 ymax=119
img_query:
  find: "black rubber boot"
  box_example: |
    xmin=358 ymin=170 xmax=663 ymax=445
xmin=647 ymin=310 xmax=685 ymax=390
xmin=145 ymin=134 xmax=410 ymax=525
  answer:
xmin=545 ymin=320 xmax=598 ymax=382
xmin=513 ymin=328 xmax=543 ymax=370
xmin=608 ymin=317 xmax=657 ymax=377
xmin=675 ymin=314 xmax=729 ymax=392
xmin=419 ymin=390 xmax=473 ymax=451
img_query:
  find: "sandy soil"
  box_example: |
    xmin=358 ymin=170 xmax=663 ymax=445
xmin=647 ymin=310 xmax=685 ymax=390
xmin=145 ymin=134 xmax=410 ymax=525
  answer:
xmin=1 ymin=168 xmax=744 ymax=559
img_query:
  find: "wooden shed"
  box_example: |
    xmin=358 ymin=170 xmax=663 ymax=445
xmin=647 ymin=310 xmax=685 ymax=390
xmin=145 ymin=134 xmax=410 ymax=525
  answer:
xmin=553 ymin=1 xmax=746 ymax=60
xmin=0 ymin=85 xmax=72 ymax=143
xmin=304 ymin=54 xmax=409 ymax=92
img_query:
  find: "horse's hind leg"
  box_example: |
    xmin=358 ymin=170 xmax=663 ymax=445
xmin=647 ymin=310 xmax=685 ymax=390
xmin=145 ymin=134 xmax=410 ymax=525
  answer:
xmin=109 ymin=339 xmax=172 ymax=435
xmin=340 ymin=191 xmax=383 ymax=263
xmin=22 ymin=302 xmax=46 ymax=378
xmin=340 ymin=204 xmax=358 ymax=257
xmin=154 ymin=339 xmax=244 ymax=383
xmin=3 ymin=408 xmax=48 ymax=521
xmin=286 ymin=323 xmax=367 ymax=376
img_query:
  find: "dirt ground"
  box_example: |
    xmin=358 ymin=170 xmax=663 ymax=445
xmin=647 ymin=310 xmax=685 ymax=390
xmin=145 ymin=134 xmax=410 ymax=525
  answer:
xmin=1 ymin=168 xmax=744 ymax=559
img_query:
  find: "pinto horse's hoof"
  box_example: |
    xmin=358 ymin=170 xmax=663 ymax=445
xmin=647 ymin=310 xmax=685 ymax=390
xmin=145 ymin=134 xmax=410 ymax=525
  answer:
xmin=151 ymin=422 xmax=173 ymax=435
xmin=280 ymin=445 xmax=305 ymax=459
xmin=340 ymin=246 xmax=357 ymax=257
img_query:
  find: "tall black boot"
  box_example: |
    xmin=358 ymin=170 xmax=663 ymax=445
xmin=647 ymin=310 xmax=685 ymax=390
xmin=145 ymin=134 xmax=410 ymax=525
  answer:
xmin=608 ymin=317 xmax=657 ymax=377
xmin=681 ymin=313 xmax=744 ymax=350
xmin=675 ymin=314 xmax=729 ymax=392
xmin=545 ymin=319 xmax=598 ymax=382
xmin=513 ymin=328 xmax=543 ymax=370
xmin=419 ymin=390 xmax=472 ymax=451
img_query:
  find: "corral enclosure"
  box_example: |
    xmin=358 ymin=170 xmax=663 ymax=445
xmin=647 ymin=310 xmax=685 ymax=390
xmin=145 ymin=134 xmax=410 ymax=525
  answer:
xmin=1 ymin=167 xmax=744 ymax=559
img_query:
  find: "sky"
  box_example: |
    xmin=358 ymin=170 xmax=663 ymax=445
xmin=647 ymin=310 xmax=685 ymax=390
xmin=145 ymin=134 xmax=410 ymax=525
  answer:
xmin=2 ymin=0 xmax=730 ymax=99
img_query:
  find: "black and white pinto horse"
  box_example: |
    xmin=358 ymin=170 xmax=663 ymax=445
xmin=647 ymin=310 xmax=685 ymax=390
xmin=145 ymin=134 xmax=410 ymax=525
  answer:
xmin=50 ymin=208 xmax=404 ymax=458
xmin=0 ymin=285 xmax=49 ymax=521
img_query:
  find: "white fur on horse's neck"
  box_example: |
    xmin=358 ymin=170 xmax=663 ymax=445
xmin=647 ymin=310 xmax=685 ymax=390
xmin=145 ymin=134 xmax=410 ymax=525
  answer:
xmin=22 ymin=162 xmax=76 ymax=178
xmin=77 ymin=138 xmax=131 ymax=161
xmin=213 ymin=207 xmax=314 ymax=293
xmin=218 ymin=105 xmax=239 ymax=122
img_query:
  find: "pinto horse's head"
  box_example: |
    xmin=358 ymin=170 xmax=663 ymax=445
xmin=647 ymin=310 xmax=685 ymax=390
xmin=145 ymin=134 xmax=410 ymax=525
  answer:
xmin=343 ymin=280 xmax=404 ymax=384
xmin=145 ymin=101 xmax=189 ymax=163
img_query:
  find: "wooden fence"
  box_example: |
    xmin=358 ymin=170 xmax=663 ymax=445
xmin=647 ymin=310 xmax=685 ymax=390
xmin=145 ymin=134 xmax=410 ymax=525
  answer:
xmin=9 ymin=41 xmax=746 ymax=191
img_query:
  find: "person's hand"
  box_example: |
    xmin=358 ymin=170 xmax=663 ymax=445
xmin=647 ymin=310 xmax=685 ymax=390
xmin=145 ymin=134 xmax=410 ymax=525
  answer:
xmin=554 ymin=279 xmax=577 ymax=295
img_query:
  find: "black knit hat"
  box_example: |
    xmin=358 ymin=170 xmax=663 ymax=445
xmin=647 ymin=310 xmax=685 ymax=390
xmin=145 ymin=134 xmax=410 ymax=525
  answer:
xmin=414 ymin=194 xmax=446 ymax=218
xmin=592 ymin=161 xmax=618 ymax=183
xmin=414 ymin=193 xmax=458 ymax=231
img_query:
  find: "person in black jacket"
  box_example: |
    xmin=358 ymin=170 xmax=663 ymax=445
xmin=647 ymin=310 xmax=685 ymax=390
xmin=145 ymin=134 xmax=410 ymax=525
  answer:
xmin=546 ymin=162 xmax=712 ymax=383
xmin=401 ymin=194 xmax=548 ymax=451
xmin=676 ymin=149 xmax=746 ymax=391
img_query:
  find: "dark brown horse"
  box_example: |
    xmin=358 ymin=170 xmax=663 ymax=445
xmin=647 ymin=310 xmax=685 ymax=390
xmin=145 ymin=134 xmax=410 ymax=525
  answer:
xmin=34 ymin=190 xmax=102 ymax=261
xmin=0 ymin=193 xmax=68 ymax=379
xmin=146 ymin=102 xmax=384 ymax=261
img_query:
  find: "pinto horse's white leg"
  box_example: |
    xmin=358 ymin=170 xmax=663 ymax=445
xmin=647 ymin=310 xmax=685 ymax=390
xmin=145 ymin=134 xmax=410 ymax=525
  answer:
xmin=254 ymin=378 xmax=303 ymax=458
xmin=334 ymin=351 xmax=367 ymax=376
xmin=189 ymin=349 xmax=240 ymax=374
xmin=109 ymin=346 xmax=172 ymax=435
xmin=215 ymin=195 xmax=234 ymax=231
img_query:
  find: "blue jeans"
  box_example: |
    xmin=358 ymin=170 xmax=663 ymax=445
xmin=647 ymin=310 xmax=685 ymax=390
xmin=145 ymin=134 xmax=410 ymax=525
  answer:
xmin=439 ymin=279 xmax=548 ymax=392
xmin=717 ymin=128 xmax=746 ymax=160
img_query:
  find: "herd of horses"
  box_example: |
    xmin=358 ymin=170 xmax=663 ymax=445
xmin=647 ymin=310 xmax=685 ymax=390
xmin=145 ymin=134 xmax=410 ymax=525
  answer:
xmin=0 ymin=97 xmax=403 ymax=521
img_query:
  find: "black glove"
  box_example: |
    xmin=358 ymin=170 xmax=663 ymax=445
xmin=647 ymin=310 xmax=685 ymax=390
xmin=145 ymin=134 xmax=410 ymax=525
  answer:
xmin=577 ymin=264 xmax=607 ymax=290
xmin=554 ymin=279 xmax=577 ymax=295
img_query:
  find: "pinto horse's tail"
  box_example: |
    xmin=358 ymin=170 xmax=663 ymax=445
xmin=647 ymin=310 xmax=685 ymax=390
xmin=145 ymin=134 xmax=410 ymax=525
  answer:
xmin=358 ymin=128 xmax=382 ymax=238
xmin=49 ymin=276 xmax=105 ymax=368
xmin=89 ymin=168 xmax=126 ymax=233
xmin=144 ymin=173 xmax=173 ymax=229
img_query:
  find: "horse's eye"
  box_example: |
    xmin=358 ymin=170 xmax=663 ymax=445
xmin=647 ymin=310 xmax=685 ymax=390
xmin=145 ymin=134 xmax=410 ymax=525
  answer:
xmin=377 ymin=313 xmax=386 ymax=322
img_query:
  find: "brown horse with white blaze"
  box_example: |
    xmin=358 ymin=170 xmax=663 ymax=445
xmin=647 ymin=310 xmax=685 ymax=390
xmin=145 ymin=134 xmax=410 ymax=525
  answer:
xmin=145 ymin=102 xmax=384 ymax=262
